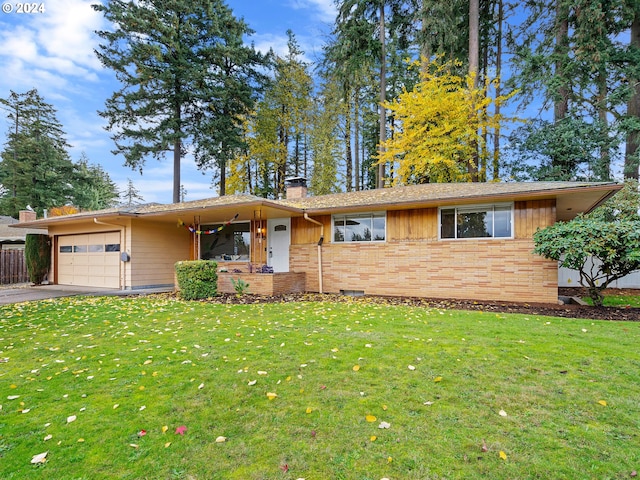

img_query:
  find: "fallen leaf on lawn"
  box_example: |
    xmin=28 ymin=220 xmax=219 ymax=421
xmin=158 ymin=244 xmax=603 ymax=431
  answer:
xmin=175 ymin=425 xmax=187 ymax=435
xmin=365 ymin=414 xmax=377 ymax=423
xmin=306 ymin=407 xmax=313 ymax=414
xmin=248 ymin=380 xmax=257 ymax=386
xmin=408 ymin=365 xmax=416 ymax=371
xmin=379 ymin=421 xmax=391 ymax=429
xmin=598 ymin=400 xmax=607 ymax=407
xmin=31 ymin=452 xmax=48 ymax=464
xmin=164 ymin=442 xmax=171 ymax=448
xmin=266 ymin=392 xmax=278 ymax=400
xmin=143 ymin=360 xmax=152 ymax=365
xmin=7 ymin=395 xmax=19 ymax=400
xmin=387 ymin=456 xmax=393 ymax=463
xmin=499 ymin=409 xmax=508 ymax=417
xmin=67 ymin=415 xmax=77 ymax=424
xmin=280 ymin=464 xmax=289 ymax=472
xmin=162 ymin=425 xmax=169 ymax=434
xmin=113 ymin=404 xmax=119 ymax=410
xmin=499 ymin=451 xmax=507 ymax=460
xmin=139 ymin=406 xmax=146 ymax=411
xmin=424 ymin=401 xmax=434 ymax=406
xmin=21 ymin=408 xmax=30 ymax=414
xmin=481 ymin=439 xmax=488 ymax=452
xmin=382 ymin=404 xmax=388 ymax=411
xmin=370 ymin=435 xmax=377 ymax=442
xmin=138 ymin=430 xmax=147 ymax=437
xmin=352 ymin=365 xmax=360 ymax=371
xmin=434 ymin=376 xmax=442 ymax=383
xmin=44 ymin=435 xmax=52 ymax=442
xmin=129 ymin=444 xmax=139 ymax=449
xmin=198 ymin=383 xmax=204 ymax=390
xmin=215 ymin=436 xmax=226 ymax=443
xmin=77 ymin=438 xmax=85 ymax=443
xmin=257 ymin=371 xmax=268 ymax=375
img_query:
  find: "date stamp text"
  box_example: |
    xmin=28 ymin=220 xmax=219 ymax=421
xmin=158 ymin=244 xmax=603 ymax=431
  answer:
xmin=2 ymin=3 xmax=45 ymax=14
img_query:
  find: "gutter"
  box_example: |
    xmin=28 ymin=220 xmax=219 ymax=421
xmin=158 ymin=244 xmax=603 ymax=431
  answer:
xmin=303 ymin=212 xmax=324 ymax=294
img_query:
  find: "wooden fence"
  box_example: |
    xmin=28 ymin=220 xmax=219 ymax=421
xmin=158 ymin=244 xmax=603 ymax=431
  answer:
xmin=0 ymin=249 xmax=28 ymax=284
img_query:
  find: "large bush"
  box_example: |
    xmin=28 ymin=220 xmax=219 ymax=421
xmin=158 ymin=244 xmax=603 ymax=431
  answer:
xmin=25 ymin=233 xmax=51 ymax=285
xmin=175 ymin=260 xmax=218 ymax=300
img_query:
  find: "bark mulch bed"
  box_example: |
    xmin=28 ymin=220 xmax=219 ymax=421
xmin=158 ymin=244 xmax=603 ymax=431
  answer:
xmin=197 ymin=288 xmax=640 ymax=322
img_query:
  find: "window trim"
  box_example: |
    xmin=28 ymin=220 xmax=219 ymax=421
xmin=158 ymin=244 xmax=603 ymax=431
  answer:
xmin=332 ymin=211 xmax=387 ymax=243
xmin=438 ymin=203 xmax=514 ymax=240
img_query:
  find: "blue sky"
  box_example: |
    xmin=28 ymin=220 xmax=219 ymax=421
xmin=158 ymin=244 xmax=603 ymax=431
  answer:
xmin=0 ymin=0 xmax=335 ymax=204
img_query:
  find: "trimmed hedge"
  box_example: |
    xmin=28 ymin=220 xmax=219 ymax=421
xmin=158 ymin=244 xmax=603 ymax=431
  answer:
xmin=175 ymin=260 xmax=218 ymax=300
xmin=25 ymin=233 xmax=51 ymax=285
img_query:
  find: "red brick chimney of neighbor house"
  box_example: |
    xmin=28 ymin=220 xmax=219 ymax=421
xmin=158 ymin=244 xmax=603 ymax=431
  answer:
xmin=285 ymin=177 xmax=308 ymax=199
xmin=19 ymin=209 xmax=37 ymax=223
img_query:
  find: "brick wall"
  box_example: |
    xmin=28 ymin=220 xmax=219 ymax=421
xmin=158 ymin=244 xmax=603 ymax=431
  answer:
xmin=290 ymin=239 xmax=558 ymax=304
xmin=218 ymin=272 xmax=306 ymax=296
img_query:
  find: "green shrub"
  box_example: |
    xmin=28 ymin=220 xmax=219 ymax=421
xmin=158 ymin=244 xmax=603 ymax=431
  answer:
xmin=231 ymin=277 xmax=250 ymax=296
xmin=24 ymin=233 xmax=50 ymax=285
xmin=174 ymin=260 xmax=218 ymax=300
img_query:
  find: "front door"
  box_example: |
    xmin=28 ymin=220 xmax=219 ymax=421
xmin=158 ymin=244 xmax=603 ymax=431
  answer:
xmin=267 ymin=218 xmax=290 ymax=272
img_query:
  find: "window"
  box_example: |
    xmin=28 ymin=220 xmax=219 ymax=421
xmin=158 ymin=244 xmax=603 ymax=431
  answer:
xmin=200 ymin=222 xmax=250 ymax=261
xmin=333 ymin=213 xmax=386 ymax=242
xmin=440 ymin=204 xmax=512 ymax=239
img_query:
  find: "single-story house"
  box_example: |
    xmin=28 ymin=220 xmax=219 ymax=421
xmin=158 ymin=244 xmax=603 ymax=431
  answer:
xmin=13 ymin=180 xmax=621 ymax=304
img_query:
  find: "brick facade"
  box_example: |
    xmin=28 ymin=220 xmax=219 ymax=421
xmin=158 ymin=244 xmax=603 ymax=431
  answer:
xmin=290 ymin=239 xmax=558 ymax=304
xmin=218 ymin=272 xmax=306 ymax=296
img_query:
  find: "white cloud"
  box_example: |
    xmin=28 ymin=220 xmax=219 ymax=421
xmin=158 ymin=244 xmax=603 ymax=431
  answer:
xmin=287 ymin=0 xmax=336 ymax=23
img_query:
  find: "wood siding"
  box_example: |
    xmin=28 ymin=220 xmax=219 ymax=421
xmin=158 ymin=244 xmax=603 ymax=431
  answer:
xmin=291 ymin=215 xmax=331 ymax=245
xmin=129 ymin=219 xmax=190 ymax=288
xmin=515 ymin=199 xmax=556 ymax=238
xmin=387 ymin=208 xmax=437 ymax=241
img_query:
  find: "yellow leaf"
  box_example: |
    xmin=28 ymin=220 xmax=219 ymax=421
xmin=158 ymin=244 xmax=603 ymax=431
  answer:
xmin=162 ymin=425 xmax=168 ymax=434
xmin=77 ymin=438 xmax=85 ymax=443
xmin=139 ymin=386 xmax=145 ymax=391
xmin=306 ymin=407 xmax=313 ymax=414
xmin=598 ymin=400 xmax=607 ymax=407
xmin=365 ymin=414 xmax=377 ymax=423
xmin=370 ymin=435 xmax=377 ymax=442
xmin=434 ymin=376 xmax=443 ymax=383
xmin=164 ymin=442 xmax=171 ymax=448
xmin=382 ymin=404 xmax=388 ymax=411
xmin=499 ymin=451 xmax=507 ymax=460
xmin=143 ymin=360 xmax=152 ymax=365
xmin=387 ymin=456 xmax=393 ymax=464
xmin=352 ymin=365 xmax=360 ymax=372
xmin=266 ymin=392 xmax=278 ymax=400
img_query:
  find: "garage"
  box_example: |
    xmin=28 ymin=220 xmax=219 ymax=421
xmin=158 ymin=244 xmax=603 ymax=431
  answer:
xmin=57 ymin=232 xmax=121 ymax=288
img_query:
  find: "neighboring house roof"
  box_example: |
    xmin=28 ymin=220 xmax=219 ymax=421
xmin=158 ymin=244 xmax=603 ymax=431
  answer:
xmin=0 ymin=216 xmax=47 ymax=243
xmin=11 ymin=181 xmax=622 ymax=228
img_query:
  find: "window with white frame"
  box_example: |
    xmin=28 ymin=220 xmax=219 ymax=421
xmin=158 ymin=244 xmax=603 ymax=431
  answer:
xmin=440 ymin=204 xmax=513 ymax=239
xmin=333 ymin=212 xmax=386 ymax=242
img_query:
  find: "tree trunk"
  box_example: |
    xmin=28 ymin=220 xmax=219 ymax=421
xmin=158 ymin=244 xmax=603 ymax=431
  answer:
xmin=492 ymin=0 xmax=503 ymax=181
xmin=625 ymin=12 xmax=640 ymax=180
xmin=554 ymin=0 xmax=569 ymax=122
xmin=468 ymin=0 xmax=480 ymax=181
xmin=173 ymin=137 xmax=181 ymax=203
xmin=377 ymin=1 xmax=387 ymax=189
xmin=345 ymin=84 xmax=353 ymax=191
xmin=354 ymin=85 xmax=361 ymax=191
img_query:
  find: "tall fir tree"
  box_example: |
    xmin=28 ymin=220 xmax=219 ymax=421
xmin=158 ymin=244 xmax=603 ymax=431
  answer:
xmin=93 ymin=0 xmax=268 ymax=202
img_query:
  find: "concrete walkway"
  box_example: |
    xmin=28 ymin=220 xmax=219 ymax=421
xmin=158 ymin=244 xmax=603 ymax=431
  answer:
xmin=0 ymin=284 xmax=174 ymax=305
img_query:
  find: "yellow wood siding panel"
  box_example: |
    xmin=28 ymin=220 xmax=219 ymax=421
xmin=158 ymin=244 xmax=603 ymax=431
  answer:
xmin=387 ymin=208 xmax=437 ymax=241
xmin=514 ymin=199 xmax=555 ymax=238
xmin=291 ymin=215 xmax=331 ymax=245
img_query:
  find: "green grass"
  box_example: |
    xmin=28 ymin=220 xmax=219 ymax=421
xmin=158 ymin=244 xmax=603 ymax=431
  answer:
xmin=1 ymin=295 xmax=639 ymax=479
xmin=584 ymin=294 xmax=640 ymax=308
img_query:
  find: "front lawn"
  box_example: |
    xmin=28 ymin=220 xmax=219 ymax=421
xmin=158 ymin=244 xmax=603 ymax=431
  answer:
xmin=1 ymin=296 xmax=639 ymax=479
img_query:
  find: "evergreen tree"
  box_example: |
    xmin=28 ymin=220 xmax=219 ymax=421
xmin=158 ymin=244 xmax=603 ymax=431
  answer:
xmin=121 ymin=178 xmax=144 ymax=206
xmin=73 ymin=153 xmax=120 ymax=210
xmin=0 ymin=89 xmax=75 ymax=217
xmin=92 ymin=0 xmax=268 ymax=202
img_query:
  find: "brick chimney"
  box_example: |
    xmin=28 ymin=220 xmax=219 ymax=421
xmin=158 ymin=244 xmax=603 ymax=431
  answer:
xmin=19 ymin=209 xmax=37 ymax=223
xmin=285 ymin=177 xmax=307 ymax=199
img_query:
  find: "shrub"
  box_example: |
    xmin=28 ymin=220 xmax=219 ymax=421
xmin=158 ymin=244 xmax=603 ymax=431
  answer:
xmin=174 ymin=260 xmax=218 ymax=300
xmin=231 ymin=277 xmax=250 ymax=296
xmin=24 ymin=233 xmax=51 ymax=285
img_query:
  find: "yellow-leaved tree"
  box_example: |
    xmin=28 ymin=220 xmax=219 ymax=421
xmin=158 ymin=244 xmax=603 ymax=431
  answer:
xmin=378 ymin=57 xmax=516 ymax=184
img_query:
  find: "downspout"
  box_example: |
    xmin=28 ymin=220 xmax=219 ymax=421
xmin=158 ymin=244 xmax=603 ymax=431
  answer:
xmin=94 ymin=218 xmax=127 ymax=289
xmin=303 ymin=213 xmax=324 ymax=294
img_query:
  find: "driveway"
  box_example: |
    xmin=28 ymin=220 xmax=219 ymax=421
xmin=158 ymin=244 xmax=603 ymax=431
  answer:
xmin=0 ymin=284 xmax=174 ymax=305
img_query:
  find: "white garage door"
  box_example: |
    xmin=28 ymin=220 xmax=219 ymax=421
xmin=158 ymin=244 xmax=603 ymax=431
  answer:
xmin=58 ymin=232 xmax=121 ymax=288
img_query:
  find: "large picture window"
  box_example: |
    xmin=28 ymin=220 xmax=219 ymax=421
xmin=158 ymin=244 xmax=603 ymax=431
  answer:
xmin=333 ymin=213 xmax=386 ymax=242
xmin=440 ymin=204 xmax=512 ymax=239
xmin=200 ymin=222 xmax=250 ymax=261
